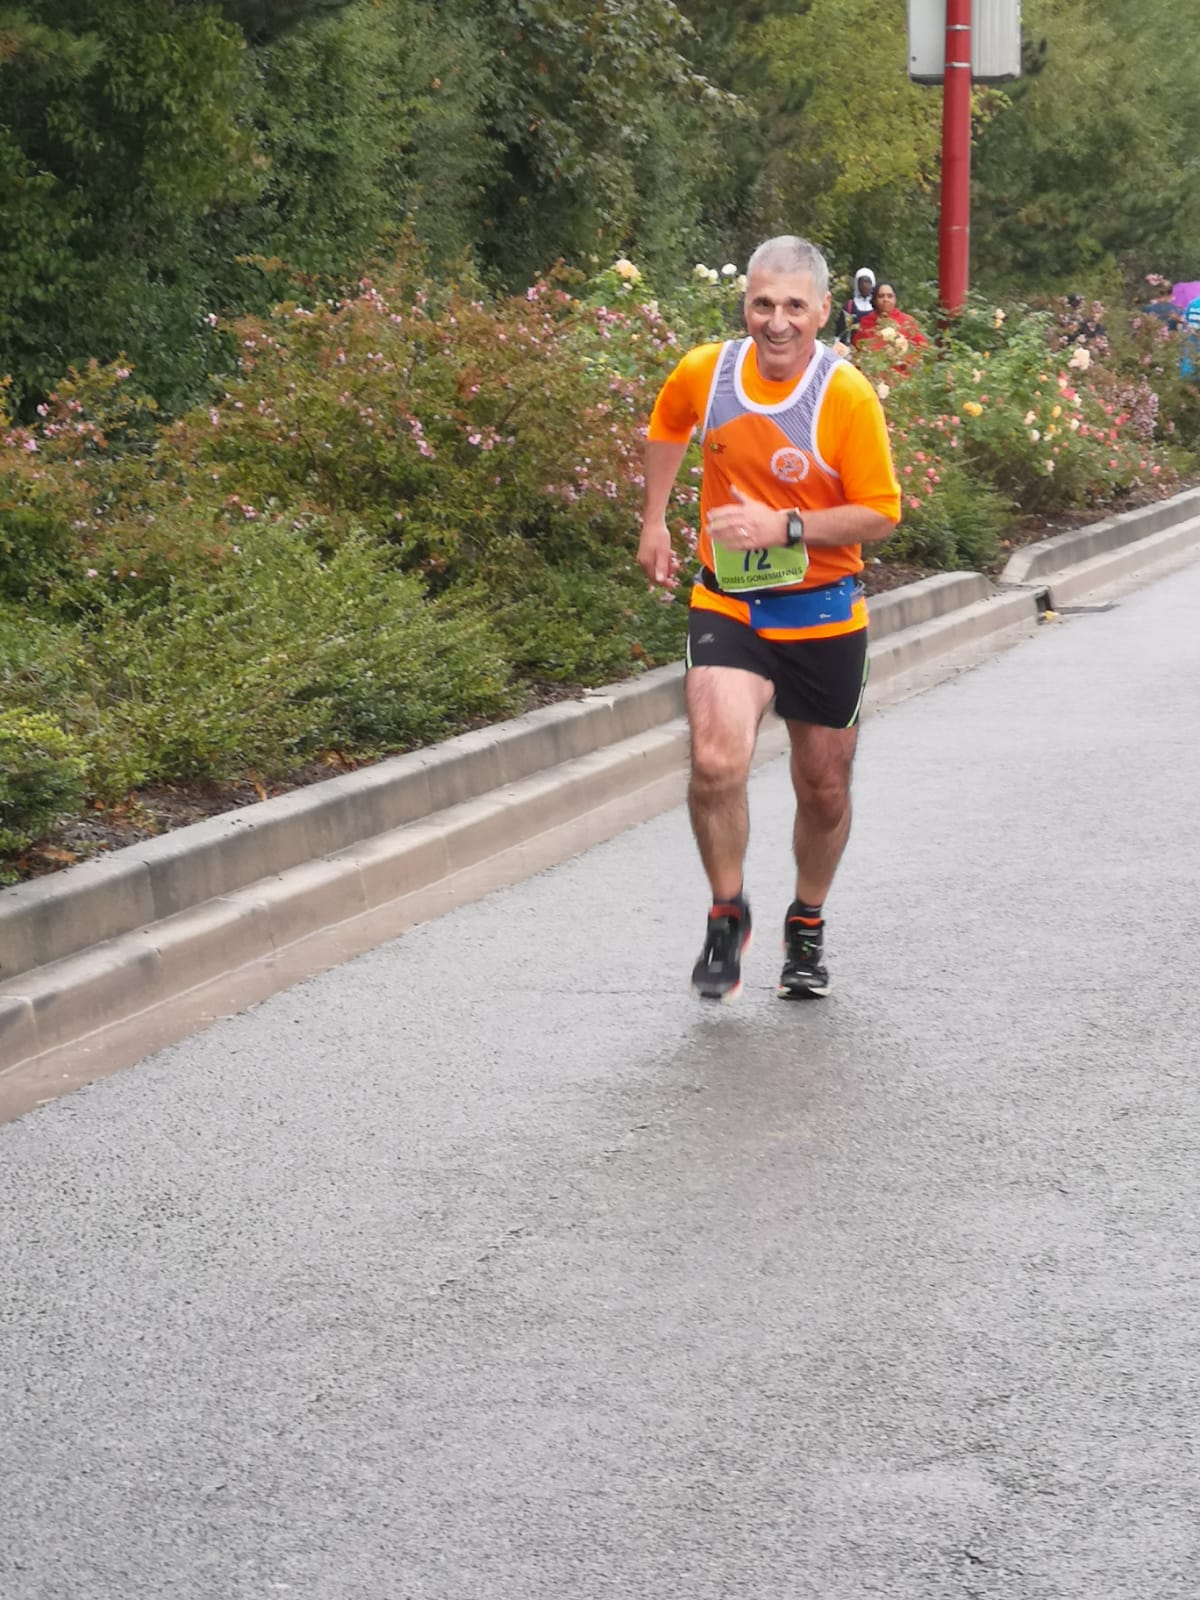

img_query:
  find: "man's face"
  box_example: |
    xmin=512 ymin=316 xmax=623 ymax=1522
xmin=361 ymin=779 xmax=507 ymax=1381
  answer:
xmin=743 ymin=268 xmax=831 ymax=382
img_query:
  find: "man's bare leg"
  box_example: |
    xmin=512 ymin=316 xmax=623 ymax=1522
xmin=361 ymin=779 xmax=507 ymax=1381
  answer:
xmin=778 ymin=720 xmax=858 ymax=998
xmin=686 ymin=665 xmax=774 ymax=899
xmin=686 ymin=665 xmax=772 ymax=1000
xmin=787 ymin=721 xmax=858 ymax=903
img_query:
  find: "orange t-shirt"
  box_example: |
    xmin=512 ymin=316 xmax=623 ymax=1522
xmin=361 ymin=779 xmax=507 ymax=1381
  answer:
xmin=649 ymin=339 xmax=900 ymax=637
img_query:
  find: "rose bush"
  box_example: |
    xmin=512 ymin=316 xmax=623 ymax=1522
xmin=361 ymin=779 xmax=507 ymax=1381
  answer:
xmin=852 ymin=295 xmax=1183 ymax=567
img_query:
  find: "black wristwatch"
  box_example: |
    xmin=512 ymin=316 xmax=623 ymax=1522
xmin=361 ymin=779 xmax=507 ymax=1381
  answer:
xmin=784 ymin=509 xmax=806 ymax=548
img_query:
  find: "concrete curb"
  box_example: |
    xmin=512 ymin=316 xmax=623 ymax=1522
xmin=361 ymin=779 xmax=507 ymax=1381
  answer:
xmin=999 ymin=485 xmax=1200 ymax=586
xmin=0 ymin=667 xmax=687 ymax=983
xmin=3 ymin=495 xmax=1200 ymax=1100
xmin=1042 ymin=514 xmax=1200 ymax=610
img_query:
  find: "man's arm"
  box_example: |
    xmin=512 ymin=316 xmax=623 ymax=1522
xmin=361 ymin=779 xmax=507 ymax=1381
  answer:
xmin=637 ymin=438 xmax=690 ymax=584
xmin=789 ymin=503 xmax=896 ymax=547
xmin=706 ymin=493 xmax=894 ymax=553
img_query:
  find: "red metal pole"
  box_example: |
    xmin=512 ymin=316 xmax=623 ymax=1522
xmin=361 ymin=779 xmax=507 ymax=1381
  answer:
xmin=939 ymin=0 xmax=972 ymax=317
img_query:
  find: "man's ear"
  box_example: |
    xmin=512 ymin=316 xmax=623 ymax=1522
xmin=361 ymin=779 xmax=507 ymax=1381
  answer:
xmin=818 ymin=294 xmax=832 ymax=329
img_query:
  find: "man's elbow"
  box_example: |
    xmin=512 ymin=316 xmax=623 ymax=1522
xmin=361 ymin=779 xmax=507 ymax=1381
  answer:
xmin=860 ymin=510 xmax=898 ymax=546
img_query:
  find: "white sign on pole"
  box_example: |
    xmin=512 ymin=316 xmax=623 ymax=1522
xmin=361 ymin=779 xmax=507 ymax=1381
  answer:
xmin=908 ymin=0 xmax=1022 ymax=83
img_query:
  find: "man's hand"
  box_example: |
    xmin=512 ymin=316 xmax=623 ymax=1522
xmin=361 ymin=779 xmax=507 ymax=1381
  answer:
xmin=706 ymin=485 xmax=787 ymax=552
xmin=637 ymin=520 xmax=674 ymax=585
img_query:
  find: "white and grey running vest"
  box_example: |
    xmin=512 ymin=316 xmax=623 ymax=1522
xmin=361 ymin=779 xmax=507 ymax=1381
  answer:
xmin=702 ymin=338 xmax=844 ymax=482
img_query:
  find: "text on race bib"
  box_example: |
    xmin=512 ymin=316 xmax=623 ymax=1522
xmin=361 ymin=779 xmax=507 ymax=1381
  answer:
xmin=712 ymin=539 xmax=810 ymax=593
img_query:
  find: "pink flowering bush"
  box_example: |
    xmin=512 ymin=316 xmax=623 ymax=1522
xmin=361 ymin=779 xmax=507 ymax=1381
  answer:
xmin=155 ymin=255 xmax=695 ymax=678
xmin=1106 ymin=295 xmax=1200 ymax=452
xmin=0 ymin=364 xmax=164 ymax=603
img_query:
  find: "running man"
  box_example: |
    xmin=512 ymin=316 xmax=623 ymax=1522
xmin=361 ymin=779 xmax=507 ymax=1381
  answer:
xmin=637 ymin=235 xmax=901 ymax=1001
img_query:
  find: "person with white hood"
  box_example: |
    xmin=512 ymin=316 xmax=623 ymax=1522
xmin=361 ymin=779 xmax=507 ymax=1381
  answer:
xmin=834 ymin=266 xmax=876 ymax=345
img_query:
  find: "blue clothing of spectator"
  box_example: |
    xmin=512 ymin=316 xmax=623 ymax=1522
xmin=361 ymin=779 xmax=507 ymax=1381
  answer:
xmin=1181 ymin=296 xmax=1200 ymax=379
xmin=1142 ymin=292 xmax=1181 ymax=331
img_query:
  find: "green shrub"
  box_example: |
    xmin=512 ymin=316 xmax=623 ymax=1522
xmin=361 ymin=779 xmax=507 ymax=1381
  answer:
xmin=0 ymin=505 xmax=73 ymax=601
xmin=0 ymin=711 xmax=89 ymax=864
xmin=489 ymin=559 xmax=688 ymax=684
xmin=79 ymin=525 xmax=514 ymax=796
xmin=0 ymin=603 xmax=89 ymax=708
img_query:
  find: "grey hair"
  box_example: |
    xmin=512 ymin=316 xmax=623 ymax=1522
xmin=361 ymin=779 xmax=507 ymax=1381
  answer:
xmin=745 ymin=236 xmax=830 ymax=299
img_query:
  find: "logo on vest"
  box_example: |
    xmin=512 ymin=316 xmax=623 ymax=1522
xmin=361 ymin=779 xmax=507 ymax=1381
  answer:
xmin=770 ymin=446 xmax=810 ymax=483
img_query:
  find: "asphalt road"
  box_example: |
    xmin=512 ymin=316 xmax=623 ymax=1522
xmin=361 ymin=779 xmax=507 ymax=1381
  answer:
xmin=4 ymin=561 xmax=1200 ymax=1599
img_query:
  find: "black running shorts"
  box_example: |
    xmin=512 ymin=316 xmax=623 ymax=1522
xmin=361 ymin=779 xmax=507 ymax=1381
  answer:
xmin=686 ymin=608 xmax=869 ymax=729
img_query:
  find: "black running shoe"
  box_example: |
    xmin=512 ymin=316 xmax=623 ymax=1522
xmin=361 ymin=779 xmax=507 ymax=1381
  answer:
xmin=691 ymin=901 xmax=752 ymax=1002
xmin=778 ymin=905 xmax=830 ymax=999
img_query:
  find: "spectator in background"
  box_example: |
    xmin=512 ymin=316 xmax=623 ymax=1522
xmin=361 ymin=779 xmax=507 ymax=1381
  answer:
xmin=1142 ymin=274 xmax=1181 ymax=332
xmin=851 ymin=282 xmax=929 ymax=370
xmin=833 ymin=266 xmax=877 ymax=347
xmin=1181 ymin=292 xmax=1200 ymax=380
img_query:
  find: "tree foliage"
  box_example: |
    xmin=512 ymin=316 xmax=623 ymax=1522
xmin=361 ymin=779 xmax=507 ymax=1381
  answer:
xmin=971 ymin=0 xmax=1200 ymax=290
xmin=0 ymin=1 xmax=250 ymax=404
xmin=0 ymin=0 xmax=1198 ymax=411
xmin=475 ymin=0 xmax=738 ymax=283
xmin=208 ymin=0 xmax=356 ymax=43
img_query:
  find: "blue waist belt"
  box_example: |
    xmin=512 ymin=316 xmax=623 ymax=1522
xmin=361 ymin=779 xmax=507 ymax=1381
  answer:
xmin=700 ymin=568 xmax=864 ymax=632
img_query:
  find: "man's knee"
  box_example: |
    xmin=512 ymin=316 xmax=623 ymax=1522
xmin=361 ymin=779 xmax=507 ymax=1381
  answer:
xmin=790 ymin=735 xmax=855 ymax=828
xmin=794 ymin=769 xmax=852 ymax=830
xmin=686 ymin=667 xmax=768 ymax=791
xmin=690 ymin=734 xmax=752 ymax=791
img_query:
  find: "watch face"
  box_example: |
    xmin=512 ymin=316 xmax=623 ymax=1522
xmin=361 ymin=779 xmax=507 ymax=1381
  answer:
xmin=786 ymin=512 xmax=805 ymax=546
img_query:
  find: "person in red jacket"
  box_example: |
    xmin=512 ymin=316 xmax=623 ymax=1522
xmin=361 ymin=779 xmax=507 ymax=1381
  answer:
xmin=851 ymin=282 xmax=929 ymax=369
xmin=637 ymin=236 xmax=900 ymax=1003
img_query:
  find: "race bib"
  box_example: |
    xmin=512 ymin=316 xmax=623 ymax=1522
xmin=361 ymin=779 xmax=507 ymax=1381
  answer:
xmin=712 ymin=539 xmax=810 ymax=594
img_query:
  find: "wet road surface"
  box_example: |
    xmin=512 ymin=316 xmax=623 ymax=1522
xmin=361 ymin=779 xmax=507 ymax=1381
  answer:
xmin=3 ymin=563 xmax=1200 ymax=1598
